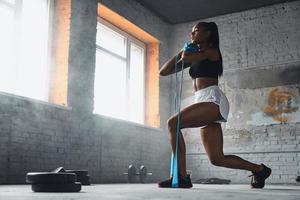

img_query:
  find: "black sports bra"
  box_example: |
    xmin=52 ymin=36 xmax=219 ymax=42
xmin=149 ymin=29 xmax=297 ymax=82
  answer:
xmin=188 ymin=59 xmax=222 ymax=79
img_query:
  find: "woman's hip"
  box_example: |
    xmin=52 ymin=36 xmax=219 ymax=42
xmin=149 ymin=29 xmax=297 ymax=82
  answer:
xmin=194 ymin=85 xmax=230 ymax=123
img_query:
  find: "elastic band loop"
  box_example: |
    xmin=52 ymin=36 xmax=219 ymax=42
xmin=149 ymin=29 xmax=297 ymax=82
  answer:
xmin=171 ymin=53 xmax=185 ymax=188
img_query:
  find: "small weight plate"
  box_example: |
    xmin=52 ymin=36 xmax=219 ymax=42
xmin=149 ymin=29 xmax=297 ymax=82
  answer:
xmin=65 ymin=170 xmax=89 ymax=177
xmin=78 ymin=175 xmax=91 ymax=185
xmin=139 ymin=165 xmax=147 ymax=183
xmin=127 ymin=165 xmax=136 ymax=183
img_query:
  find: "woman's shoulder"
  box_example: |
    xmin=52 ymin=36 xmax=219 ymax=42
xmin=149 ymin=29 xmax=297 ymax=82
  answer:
xmin=202 ymin=48 xmax=220 ymax=62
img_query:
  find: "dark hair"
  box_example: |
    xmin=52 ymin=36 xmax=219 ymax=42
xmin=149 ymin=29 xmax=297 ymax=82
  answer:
xmin=196 ymin=22 xmax=223 ymax=77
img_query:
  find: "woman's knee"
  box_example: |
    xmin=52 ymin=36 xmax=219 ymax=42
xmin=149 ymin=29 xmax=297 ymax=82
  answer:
xmin=209 ymin=156 xmax=225 ymax=166
xmin=167 ymin=117 xmax=178 ymax=130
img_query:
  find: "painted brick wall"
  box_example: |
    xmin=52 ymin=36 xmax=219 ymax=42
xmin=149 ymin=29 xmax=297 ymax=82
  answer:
xmin=169 ymin=1 xmax=300 ymax=184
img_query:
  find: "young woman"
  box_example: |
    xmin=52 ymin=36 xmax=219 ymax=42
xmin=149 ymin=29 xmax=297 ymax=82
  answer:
xmin=158 ymin=22 xmax=271 ymax=189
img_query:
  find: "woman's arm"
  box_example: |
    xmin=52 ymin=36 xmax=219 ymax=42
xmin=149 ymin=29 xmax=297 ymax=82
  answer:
xmin=159 ymin=50 xmax=190 ymax=76
xmin=159 ymin=48 xmax=215 ymax=76
xmin=177 ymin=49 xmax=213 ymax=63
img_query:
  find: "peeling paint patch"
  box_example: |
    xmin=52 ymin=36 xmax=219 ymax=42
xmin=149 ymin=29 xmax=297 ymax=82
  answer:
xmin=247 ymin=88 xmax=300 ymax=125
xmin=263 ymin=88 xmax=299 ymax=123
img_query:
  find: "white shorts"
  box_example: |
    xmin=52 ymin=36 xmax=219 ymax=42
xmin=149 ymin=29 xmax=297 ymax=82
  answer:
xmin=194 ymin=85 xmax=230 ymax=129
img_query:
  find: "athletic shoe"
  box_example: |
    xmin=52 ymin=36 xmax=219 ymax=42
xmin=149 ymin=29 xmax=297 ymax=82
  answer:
xmin=249 ymin=163 xmax=272 ymax=189
xmin=158 ymin=174 xmax=193 ymax=188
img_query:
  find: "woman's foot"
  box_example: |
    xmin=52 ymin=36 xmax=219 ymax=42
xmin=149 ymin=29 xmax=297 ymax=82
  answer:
xmin=158 ymin=174 xmax=193 ymax=188
xmin=158 ymin=176 xmax=172 ymax=188
xmin=249 ymin=163 xmax=272 ymax=189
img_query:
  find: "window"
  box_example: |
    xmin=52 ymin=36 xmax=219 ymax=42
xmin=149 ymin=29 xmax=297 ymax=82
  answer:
xmin=94 ymin=19 xmax=145 ymax=124
xmin=0 ymin=0 xmax=52 ymax=101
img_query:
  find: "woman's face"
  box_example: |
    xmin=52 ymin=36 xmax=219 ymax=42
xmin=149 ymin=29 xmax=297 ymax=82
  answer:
xmin=191 ymin=24 xmax=210 ymax=44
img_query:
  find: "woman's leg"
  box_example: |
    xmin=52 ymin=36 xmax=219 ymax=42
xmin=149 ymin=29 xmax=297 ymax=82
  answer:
xmin=167 ymin=102 xmax=223 ymax=177
xmin=200 ymin=123 xmax=263 ymax=173
xmin=167 ymin=130 xmax=187 ymax=177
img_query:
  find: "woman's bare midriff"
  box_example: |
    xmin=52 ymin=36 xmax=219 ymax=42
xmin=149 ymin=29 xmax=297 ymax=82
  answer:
xmin=193 ymin=77 xmax=218 ymax=92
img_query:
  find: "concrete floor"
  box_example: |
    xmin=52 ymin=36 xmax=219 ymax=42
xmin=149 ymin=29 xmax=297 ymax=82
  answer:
xmin=0 ymin=184 xmax=300 ymax=200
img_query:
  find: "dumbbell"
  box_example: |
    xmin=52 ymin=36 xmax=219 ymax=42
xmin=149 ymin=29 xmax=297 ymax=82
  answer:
xmin=123 ymin=164 xmax=153 ymax=183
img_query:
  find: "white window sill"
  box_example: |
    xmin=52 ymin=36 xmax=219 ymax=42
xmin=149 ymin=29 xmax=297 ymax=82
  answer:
xmin=93 ymin=112 xmax=162 ymax=131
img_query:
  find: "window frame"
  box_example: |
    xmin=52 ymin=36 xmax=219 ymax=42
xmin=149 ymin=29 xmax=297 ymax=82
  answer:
xmin=0 ymin=0 xmax=54 ymax=102
xmin=95 ymin=17 xmax=146 ymax=124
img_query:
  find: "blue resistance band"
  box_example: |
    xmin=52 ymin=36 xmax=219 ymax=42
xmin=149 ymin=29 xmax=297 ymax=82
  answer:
xmin=170 ymin=54 xmax=184 ymax=188
xmin=170 ymin=42 xmax=199 ymax=188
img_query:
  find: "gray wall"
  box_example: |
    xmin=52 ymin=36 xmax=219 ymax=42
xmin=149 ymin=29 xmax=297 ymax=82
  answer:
xmin=0 ymin=0 xmax=173 ymax=184
xmin=169 ymin=1 xmax=300 ymax=183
